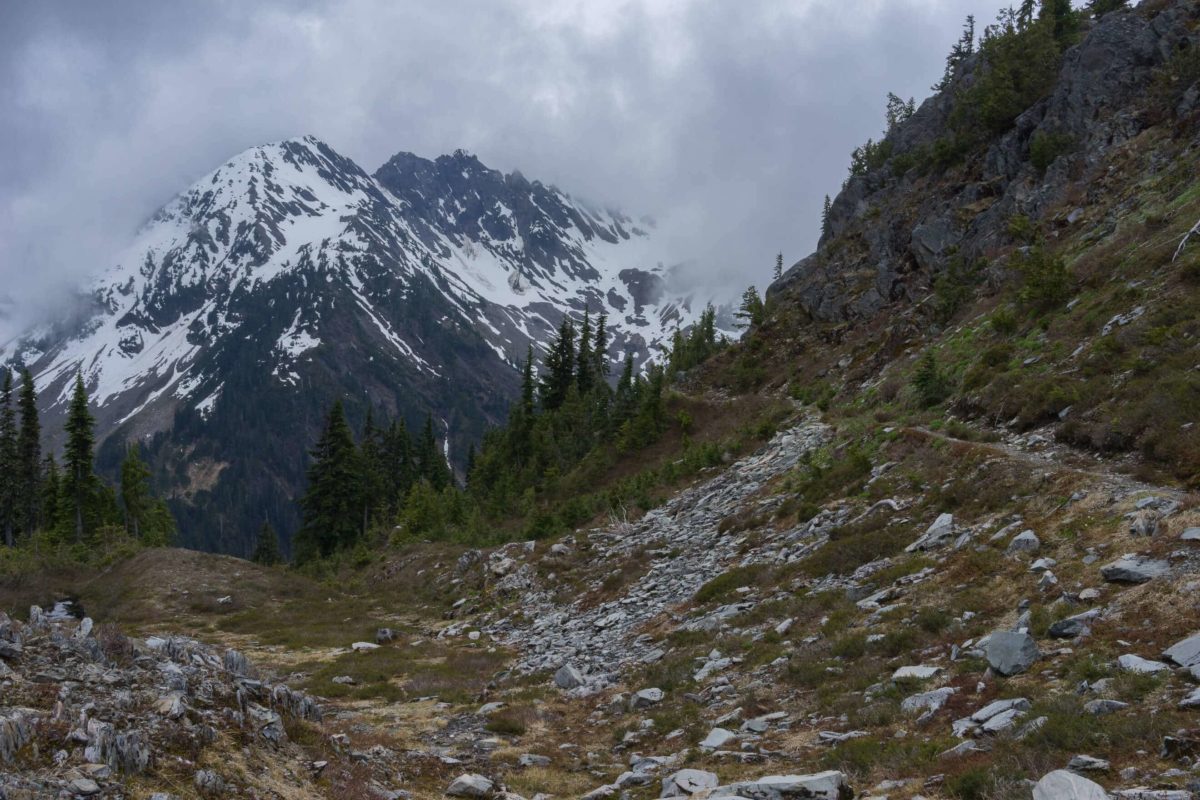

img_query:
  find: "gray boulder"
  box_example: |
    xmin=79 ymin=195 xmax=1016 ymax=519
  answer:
xmin=906 ymin=513 xmax=956 ymax=553
xmin=986 ymin=631 xmax=1039 ymax=676
xmin=1007 ymin=530 xmax=1041 ymax=554
xmin=1100 ymin=555 xmax=1169 ymax=584
xmin=1032 ymin=770 xmax=1109 ymax=800
xmin=553 ymin=663 xmax=585 ymax=690
xmin=1163 ymin=633 xmax=1200 ymax=668
xmin=630 ymin=688 xmax=665 ymax=710
xmin=712 ymin=771 xmax=851 ymax=800
xmin=661 ymin=769 xmax=719 ymax=798
xmin=447 ymin=774 xmax=495 ymax=798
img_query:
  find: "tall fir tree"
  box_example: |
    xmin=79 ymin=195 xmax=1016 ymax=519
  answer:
xmin=17 ymin=369 xmax=41 ymax=536
xmin=251 ymin=521 xmax=282 ymax=565
xmin=591 ymin=313 xmax=609 ymax=384
xmin=538 ymin=318 xmax=576 ymax=411
xmin=63 ymin=375 xmax=97 ymax=543
xmin=41 ymin=455 xmax=60 ymax=535
xmin=821 ymin=195 xmax=833 ymax=240
xmin=774 ymin=252 xmax=783 ymax=281
xmin=294 ymin=400 xmax=365 ymax=563
xmin=0 ymin=372 xmax=17 ymax=547
xmin=119 ymin=442 xmax=175 ymax=546
xmin=576 ymin=311 xmax=593 ymax=394
xmin=417 ymin=413 xmax=450 ymax=490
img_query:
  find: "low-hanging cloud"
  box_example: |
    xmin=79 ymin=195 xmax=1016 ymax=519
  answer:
xmin=0 ymin=0 xmax=1006 ymax=341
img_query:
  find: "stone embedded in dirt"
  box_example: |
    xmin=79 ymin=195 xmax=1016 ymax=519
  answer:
xmin=711 ymin=771 xmax=852 ymax=800
xmin=1101 ymin=555 xmax=1169 ymax=584
xmin=630 ymin=688 xmax=664 ymax=710
xmin=1084 ymin=699 xmax=1129 ymax=715
xmin=376 ymin=628 xmax=399 ymax=643
xmin=1032 ymin=769 xmax=1109 ymax=800
xmin=1179 ymin=687 xmax=1200 ymax=709
xmin=901 ymin=687 xmax=957 ymax=715
xmin=1048 ymin=609 xmax=1102 ymax=639
xmin=661 ymin=769 xmax=719 ymax=797
xmin=1007 ymin=530 xmax=1041 ymax=554
xmin=986 ymin=631 xmax=1039 ymax=676
xmin=518 ymin=753 xmax=550 ymax=768
xmin=446 ymin=773 xmax=495 ymax=798
xmin=892 ymin=665 xmax=940 ymax=680
xmin=700 ymin=727 xmax=738 ymax=750
xmin=1067 ymin=755 xmax=1110 ymax=772
xmin=906 ymin=513 xmax=955 ymax=553
xmin=351 ymin=641 xmax=380 ymax=652
xmin=1117 ymin=654 xmax=1170 ymax=674
xmin=1163 ymin=633 xmax=1200 ymax=668
xmin=194 ymin=769 xmax=227 ymax=798
xmin=0 ymin=640 xmax=22 ymax=660
xmin=554 ymin=663 xmax=585 ymax=689
xmin=1181 ymin=528 xmax=1200 ymax=542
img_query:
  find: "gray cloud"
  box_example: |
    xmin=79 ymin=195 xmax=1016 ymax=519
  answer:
xmin=0 ymin=0 xmax=1006 ymax=341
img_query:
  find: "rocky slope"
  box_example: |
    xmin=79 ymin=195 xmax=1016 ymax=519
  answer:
xmin=0 ymin=138 xmax=723 ymax=553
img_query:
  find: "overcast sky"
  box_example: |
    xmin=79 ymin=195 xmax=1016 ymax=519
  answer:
xmin=0 ymin=0 xmax=1009 ymax=340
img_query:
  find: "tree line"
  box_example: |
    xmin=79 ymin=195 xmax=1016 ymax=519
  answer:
xmin=0 ymin=370 xmax=175 ymax=553
xmin=293 ymin=308 xmax=727 ymax=564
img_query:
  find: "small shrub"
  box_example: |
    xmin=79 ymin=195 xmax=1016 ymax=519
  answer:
xmin=1029 ymin=130 xmax=1075 ymax=174
xmin=1013 ymin=247 xmax=1072 ymax=313
xmin=912 ymin=351 xmax=951 ymax=407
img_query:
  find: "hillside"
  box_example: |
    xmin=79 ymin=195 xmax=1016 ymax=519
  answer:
xmin=4 ymin=1 xmax=1200 ymax=799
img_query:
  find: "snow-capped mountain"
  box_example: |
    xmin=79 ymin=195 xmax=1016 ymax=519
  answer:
xmin=2 ymin=136 xmax=720 ymax=553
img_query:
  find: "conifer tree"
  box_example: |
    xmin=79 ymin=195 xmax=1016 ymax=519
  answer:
xmin=417 ymin=413 xmax=451 ymax=490
xmin=382 ymin=419 xmax=414 ymax=512
xmin=119 ymin=442 xmax=175 ymax=546
xmin=576 ymin=311 xmax=593 ymax=394
xmin=0 ymin=372 xmax=16 ymax=547
xmin=251 ymin=521 xmax=282 ymax=565
xmin=591 ymin=313 xmax=609 ymax=384
xmin=17 ymin=369 xmax=41 ymax=535
xmin=520 ymin=345 xmax=536 ymax=417
xmin=41 ymin=455 xmax=60 ymax=534
xmin=774 ymin=253 xmax=783 ymax=281
xmin=63 ymin=375 xmax=97 ymax=544
xmin=294 ymin=400 xmax=364 ymax=563
xmin=359 ymin=408 xmax=389 ymax=532
xmin=538 ymin=318 xmax=576 ymax=411
xmin=734 ymin=286 xmax=765 ymax=328
xmin=821 ymin=195 xmax=833 ymax=240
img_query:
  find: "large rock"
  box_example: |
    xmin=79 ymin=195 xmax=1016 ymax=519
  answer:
xmin=1116 ymin=654 xmax=1170 ymax=674
xmin=1032 ymin=769 xmax=1109 ymax=800
xmin=713 ymin=771 xmax=852 ymax=800
xmin=447 ymin=773 xmax=495 ymax=798
xmin=631 ymin=688 xmax=665 ymax=710
xmin=661 ymin=769 xmax=719 ymax=798
xmin=700 ymin=728 xmax=738 ymax=750
xmin=986 ymin=631 xmax=1039 ymax=676
xmin=1100 ymin=555 xmax=1169 ymax=584
xmin=1163 ymin=633 xmax=1200 ymax=668
xmin=554 ymin=663 xmax=585 ymax=690
xmin=1006 ymin=530 xmax=1041 ymax=555
xmin=906 ymin=514 xmax=956 ymax=552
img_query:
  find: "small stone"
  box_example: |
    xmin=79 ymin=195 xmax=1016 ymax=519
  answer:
xmin=661 ymin=769 xmax=719 ymax=798
xmin=1101 ymin=555 xmax=1169 ymax=584
xmin=1007 ymin=530 xmax=1041 ymax=555
xmin=630 ymin=688 xmax=664 ymax=710
xmin=1084 ymin=699 xmax=1129 ymax=715
xmin=699 ymin=727 xmax=738 ymax=749
xmin=1116 ymin=654 xmax=1170 ymax=674
xmin=892 ymin=665 xmax=940 ymax=680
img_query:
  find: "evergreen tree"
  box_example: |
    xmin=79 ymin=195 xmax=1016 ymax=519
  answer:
xmin=41 ymin=455 xmax=60 ymax=535
xmin=576 ymin=310 xmax=593 ymax=394
xmin=251 ymin=521 xmax=282 ymax=565
xmin=773 ymin=252 xmax=783 ymax=281
xmin=591 ymin=313 xmax=610 ymax=384
xmin=821 ymin=195 xmax=833 ymax=240
xmin=734 ymin=286 xmax=765 ymax=328
xmin=294 ymin=400 xmax=365 ymax=563
xmin=1086 ymin=0 xmax=1126 ymax=16
xmin=1040 ymin=0 xmax=1079 ymax=45
xmin=912 ymin=351 xmax=950 ymax=407
xmin=538 ymin=318 xmax=576 ymax=411
xmin=934 ymin=15 xmax=976 ymax=90
xmin=119 ymin=442 xmax=175 ymax=546
xmin=62 ymin=375 xmax=97 ymax=544
xmin=359 ymin=408 xmax=389 ymax=532
xmin=17 ymin=369 xmax=41 ymax=536
xmin=520 ymin=345 xmax=536 ymax=417
xmin=0 ymin=372 xmax=16 ymax=547
xmin=382 ymin=419 xmax=415 ymax=512
xmin=417 ymin=413 xmax=451 ymax=490
xmin=613 ymin=354 xmax=637 ymax=423
xmin=885 ymin=93 xmax=916 ymax=131
xmin=1017 ymin=0 xmax=1037 ymax=28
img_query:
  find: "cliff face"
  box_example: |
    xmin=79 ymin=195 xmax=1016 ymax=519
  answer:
xmin=771 ymin=1 xmax=1200 ymax=324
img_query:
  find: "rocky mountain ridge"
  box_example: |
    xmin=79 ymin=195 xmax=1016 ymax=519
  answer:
xmin=0 ymin=137 xmax=723 ymax=553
